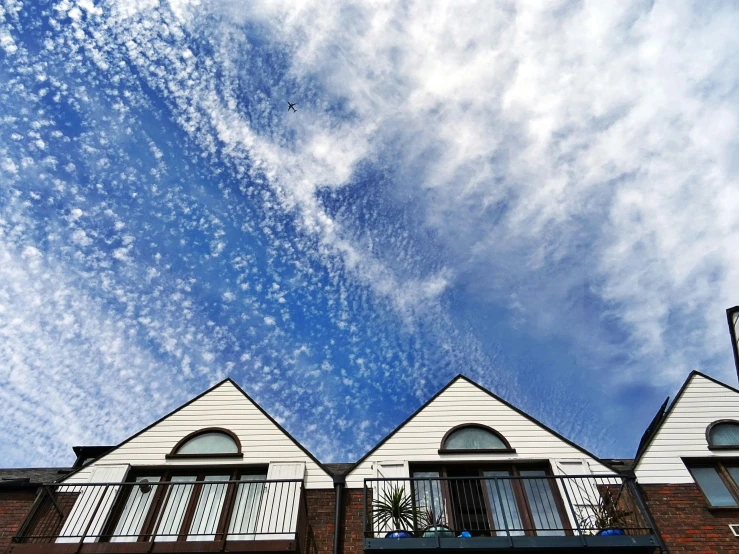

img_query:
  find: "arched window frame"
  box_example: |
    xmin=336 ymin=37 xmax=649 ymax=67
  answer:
xmin=706 ymin=420 xmax=739 ymax=451
xmin=165 ymin=427 xmax=244 ymax=459
xmin=438 ymin=423 xmax=516 ymax=454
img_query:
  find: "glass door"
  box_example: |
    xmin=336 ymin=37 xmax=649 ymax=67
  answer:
xmin=482 ymin=471 xmax=524 ymax=536
xmin=519 ymin=470 xmax=566 ymax=536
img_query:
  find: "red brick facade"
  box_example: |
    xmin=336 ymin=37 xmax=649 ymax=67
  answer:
xmin=0 ymin=491 xmax=36 ymax=554
xmin=640 ymin=483 xmax=739 ymax=553
xmin=304 ymin=488 xmax=365 ymax=554
xmin=304 ymin=488 xmax=336 ymax=554
xmin=340 ymin=489 xmax=365 ymax=554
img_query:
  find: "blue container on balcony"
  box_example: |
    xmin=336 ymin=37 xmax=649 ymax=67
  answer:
xmin=385 ymin=530 xmax=414 ymax=539
xmin=422 ymin=525 xmax=455 ymax=538
xmin=597 ymin=528 xmax=626 ymax=536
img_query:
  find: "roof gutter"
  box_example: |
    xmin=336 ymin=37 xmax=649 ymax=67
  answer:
xmin=333 ymin=475 xmax=345 ymax=554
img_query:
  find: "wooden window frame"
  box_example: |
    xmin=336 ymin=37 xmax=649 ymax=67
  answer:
xmin=438 ymin=424 xmax=516 ymax=455
xmin=101 ymin=465 xmax=268 ymax=543
xmin=409 ymin=462 xmax=569 ymax=537
xmin=685 ymin=458 xmax=739 ymax=508
xmin=166 ymin=428 xmax=244 ymax=459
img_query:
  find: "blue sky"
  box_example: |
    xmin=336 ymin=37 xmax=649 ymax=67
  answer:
xmin=1 ymin=0 xmax=739 ymax=467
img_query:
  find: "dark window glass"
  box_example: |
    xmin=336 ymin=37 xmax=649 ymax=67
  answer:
xmin=709 ymin=423 xmax=739 ymax=447
xmin=691 ymin=467 xmax=737 ymax=507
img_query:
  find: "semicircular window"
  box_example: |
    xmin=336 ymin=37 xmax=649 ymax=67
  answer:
xmin=441 ymin=425 xmax=512 ymax=452
xmin=175 ymin=431 xmax=239 ymax=455
xmin=708 ymin=421 xmax=739 ymax=448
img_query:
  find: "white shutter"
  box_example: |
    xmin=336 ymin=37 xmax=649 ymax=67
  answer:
xmin=372 ymin=461 xmax=409 ymax=535
xmin=552 ymin=460 xmax=597 ymax=534
xmin=57 ymin=465 xmax=130 ymax=543
xmin=254 ymin=462 xmax=305 ymax=540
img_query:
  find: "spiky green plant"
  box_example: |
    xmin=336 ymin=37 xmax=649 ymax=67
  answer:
xmin=372 ymin=485 xmax=426 ymax=531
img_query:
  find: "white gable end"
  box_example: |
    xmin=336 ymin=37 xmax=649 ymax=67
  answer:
xmin=635 ymin=373 xmax=739 ymax=484
xmin=346 ymin=377 xmax=610 ymax=488
xmin=64 ymin=381 xmax=332 ymax=488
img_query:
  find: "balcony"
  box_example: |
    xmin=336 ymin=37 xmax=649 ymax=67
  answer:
xmin=363 ymin=474 xmax=663 ymax=553
xmin=10 ymin=478 xmax=306 ymax=554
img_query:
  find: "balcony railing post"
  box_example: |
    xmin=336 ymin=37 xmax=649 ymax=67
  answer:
xmin=625 ymin=478 xmax=667 ymax=553
xmin=491 ymin=477 xmax=513 ymax=547
xmin=559 ymin=477 xmax=585 ymax=546
xmin=363 ymin=480 xmax=368 ymax=539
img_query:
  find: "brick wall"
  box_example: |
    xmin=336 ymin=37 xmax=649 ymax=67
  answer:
xmin=305 ymin=488 xmax=336 ymax=554
xmin=303 ymin=487 xmax=367 ymax=554
xmin=0 ymin=490 xmax=37 ymax=554
xmin=341 ymin=489 xmax=365 ymax=554
xmin=641 ymin=483 xmax=739 ymax=553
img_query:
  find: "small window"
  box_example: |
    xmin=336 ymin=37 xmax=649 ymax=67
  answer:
xmin=166 ymin=428 xmax=242 ymax=459
xmin=707 ymin=421 xmax=739 ymax=449
xmin=439 ymin=424 xmax=514 ymax=453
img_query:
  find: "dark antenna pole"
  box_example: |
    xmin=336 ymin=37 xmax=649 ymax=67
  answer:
xmin=727 ymin=306 xmax=739 ymax=384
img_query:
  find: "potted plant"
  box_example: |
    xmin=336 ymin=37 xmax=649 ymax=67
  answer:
xmin=421 ymin=509 xmax=454 ymax=538
xmin=578 ymin=489 xmax=632 ymax=536
xmin=372 ymin=485 xmax=425 ymax=538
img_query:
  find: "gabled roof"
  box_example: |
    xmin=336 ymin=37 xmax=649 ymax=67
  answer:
xmin=633 ymin=370 xmax=739 ymax=467
xmin=61 ymin=378 xmax=332 ymax=482
xmin=346 ymin=374 xmax=618 ymax=474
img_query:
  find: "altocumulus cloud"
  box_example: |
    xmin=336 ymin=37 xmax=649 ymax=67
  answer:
xmin=1 ymin=0 xmax=738 ymax=466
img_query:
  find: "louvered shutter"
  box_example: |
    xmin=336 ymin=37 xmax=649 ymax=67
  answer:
xmin=372 ymin=461 xmax=410 ymax=535
xmin=255 ymin=462 xmax=305 ymax=540
xmin=552 ymin=459 xmax=596 ymax=534
xmin=57 ymin=465 xmax=130 ymax=543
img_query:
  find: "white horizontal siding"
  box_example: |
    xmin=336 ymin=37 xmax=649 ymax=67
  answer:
xmin=65 ymin=382 xmax=332 ymax=489
xmin=635 ymin=374 xmax=739 ymax=484
xmin=345 ymin=379 xmax=611 ymax=488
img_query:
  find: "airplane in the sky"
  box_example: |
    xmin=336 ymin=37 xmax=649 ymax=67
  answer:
xmin=287 ymin=102 xmax=297 ymax=112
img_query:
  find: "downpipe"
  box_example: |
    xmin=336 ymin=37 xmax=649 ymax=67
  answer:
xmin=333 ymin=475 xmax=346 ymax=554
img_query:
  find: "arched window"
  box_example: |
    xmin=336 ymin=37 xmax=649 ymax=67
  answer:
xmin=439 ymin=424 xmax=515 ymax=453
xmin=166 ymin=428 xmax=243 ymax=459
xmin=707 ymin=420 xmax=739 ymax=450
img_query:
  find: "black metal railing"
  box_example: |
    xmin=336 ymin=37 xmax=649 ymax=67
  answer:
xmin=363 ymin=474 xmax=658 ymax=540
xmin=14 ymin=478 xmax=303 ymax=545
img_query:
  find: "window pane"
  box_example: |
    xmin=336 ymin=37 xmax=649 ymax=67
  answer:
xmin=727 ymin=467 xmax=739 ymax=488
xmin=483 ymin=471 xmax=524 ymax=536
xmin=519 ymin=471 xmax=565 ymax=536
xmin=154 ymin=476 xmax=197 ymax=542
xmin=413 ymin=472 xmax=446 ymax=526
xmin=709 ymin=423 xmax=739 ymax=447
xmin=692 ymin=467 xmax=737 ymax=506
xmin=228 ymin=475 xmax=267 ymax=539
xmin=444 ymin=428 xmax=506 ymax=450
xmin=176 ymin=432 xmax=238 ymax=455
xmin=111 ymin=476 xmax=161 ymax=542
xmin=187 ymin=475 xmax=230 ymax=541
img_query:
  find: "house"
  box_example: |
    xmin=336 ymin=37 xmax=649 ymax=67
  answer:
xmin=340 ymin=375 xmax=663 ymax=553
xmin=4 ymin=379 xmax=338 ymax=554
xmin=634 ymin=370 xmax=739 ymax=552
xmin=2 ymin=375 xmax=666 ymax=553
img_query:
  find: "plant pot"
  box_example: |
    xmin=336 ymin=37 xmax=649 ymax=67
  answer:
xmin=597 ymin=528 xmax=626 ymax=536
xmin=385 ymin=530 xmax=414 ymax=539
xmin=422 ymin=525 xmax=455 ymax=538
